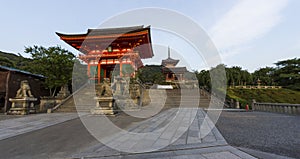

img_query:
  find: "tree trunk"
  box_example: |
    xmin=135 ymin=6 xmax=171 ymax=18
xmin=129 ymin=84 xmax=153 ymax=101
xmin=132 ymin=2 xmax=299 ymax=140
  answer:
xmin=52 ymin=87 xmax=57 ymax=97
xmin=49 ymin=89 xmax=52 ymax=98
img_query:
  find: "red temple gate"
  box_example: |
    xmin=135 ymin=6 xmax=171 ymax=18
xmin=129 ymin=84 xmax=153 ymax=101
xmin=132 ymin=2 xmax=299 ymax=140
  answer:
xmin=56 ymin=25 xmax=153 ymax=83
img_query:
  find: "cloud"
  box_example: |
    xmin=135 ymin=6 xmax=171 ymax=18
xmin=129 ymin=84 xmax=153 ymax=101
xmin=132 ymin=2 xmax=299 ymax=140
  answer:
xmin=210 ymin=0 xmax=288 ymax=56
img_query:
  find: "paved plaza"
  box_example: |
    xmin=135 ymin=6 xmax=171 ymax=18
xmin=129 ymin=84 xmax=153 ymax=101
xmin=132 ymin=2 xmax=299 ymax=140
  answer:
xmin=0 ymin=108 xmax=259 ymax=159
xmin=0 ymin=107 xmax=298 ymax=159
xmin=0 ymin=113 xmax=78 ymax=141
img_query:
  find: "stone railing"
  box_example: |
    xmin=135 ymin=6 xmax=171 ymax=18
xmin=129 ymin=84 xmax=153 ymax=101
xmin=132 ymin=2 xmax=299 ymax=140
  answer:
xmin=229 ymin=85 xmax=282 ymax=89
xmin=252 ymin=100 xmax=300 ymax=115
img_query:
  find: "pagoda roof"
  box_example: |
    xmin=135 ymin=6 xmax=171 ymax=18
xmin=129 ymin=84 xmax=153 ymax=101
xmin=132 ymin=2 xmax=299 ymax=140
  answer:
xmin=161 ymin=47 xmax=179 ymax=66
xmin=161 ymin=58 xmax=179 ymax=66
xmin=162 ymin=67 xmax=187 ymax=74
xmin=56 ymin=25 xmax=153 ymax=59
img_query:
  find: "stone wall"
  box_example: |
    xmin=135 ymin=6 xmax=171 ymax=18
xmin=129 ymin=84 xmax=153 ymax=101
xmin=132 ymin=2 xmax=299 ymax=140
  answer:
xmin=0 ymin=72 xmax=8 ymax=92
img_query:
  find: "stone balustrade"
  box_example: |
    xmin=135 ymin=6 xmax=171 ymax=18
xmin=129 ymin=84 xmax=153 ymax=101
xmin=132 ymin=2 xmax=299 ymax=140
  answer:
xmin=229 ymin=85 xmax=282 ymax=89
xmin=252 ymin=100 xmax=300 ymax=115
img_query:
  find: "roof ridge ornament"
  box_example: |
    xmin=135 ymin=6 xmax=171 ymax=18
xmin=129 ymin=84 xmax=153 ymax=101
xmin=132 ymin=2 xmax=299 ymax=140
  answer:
xmin=168 ymin=46 xmax=170 ymax=58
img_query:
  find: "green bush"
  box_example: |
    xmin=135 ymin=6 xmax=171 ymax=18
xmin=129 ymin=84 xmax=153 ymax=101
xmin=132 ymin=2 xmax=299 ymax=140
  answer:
xmin=227 ymin=88 xmax=300 ymax=106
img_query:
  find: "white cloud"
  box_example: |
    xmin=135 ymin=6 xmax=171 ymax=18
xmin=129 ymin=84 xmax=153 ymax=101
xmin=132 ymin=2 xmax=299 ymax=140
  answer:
xmin=210 ymin=0 xmax=288 ymax=56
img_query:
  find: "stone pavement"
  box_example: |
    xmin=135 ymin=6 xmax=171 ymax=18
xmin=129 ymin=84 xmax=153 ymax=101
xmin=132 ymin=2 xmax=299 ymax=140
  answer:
xmin=72 ymin=108 xmax=256 ymax=159
xmin=0 ymin=113 xmax=78 ymax=141
xmin=0 ymin=108 xmax=258 ymax=159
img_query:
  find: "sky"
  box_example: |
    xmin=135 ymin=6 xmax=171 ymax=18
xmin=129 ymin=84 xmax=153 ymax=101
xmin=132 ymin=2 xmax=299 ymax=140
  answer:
xmin=0 ymin=0 xmax=299 ymax=72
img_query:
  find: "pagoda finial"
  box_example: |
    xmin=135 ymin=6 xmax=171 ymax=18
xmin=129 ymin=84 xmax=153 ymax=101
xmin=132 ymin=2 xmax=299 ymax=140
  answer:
xmin=168 ymin=46 xmax=170 ymax=58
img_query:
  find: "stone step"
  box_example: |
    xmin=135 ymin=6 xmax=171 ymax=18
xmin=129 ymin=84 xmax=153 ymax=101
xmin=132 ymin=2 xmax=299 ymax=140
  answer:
xmin=55 ymin=85 xmax=213 ymax=112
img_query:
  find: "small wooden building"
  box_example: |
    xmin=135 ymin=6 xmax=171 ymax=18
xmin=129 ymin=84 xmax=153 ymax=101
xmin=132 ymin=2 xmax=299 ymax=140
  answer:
xmin=0 ymin=66 xmax=49 ymax=113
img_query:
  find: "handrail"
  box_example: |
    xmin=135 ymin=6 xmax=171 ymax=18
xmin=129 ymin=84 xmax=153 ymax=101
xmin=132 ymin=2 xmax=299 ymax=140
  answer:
xmin=50 ymin=82 xmax=89 ymax=112
xmin=135 ymin=78 xmax=146 ymax=89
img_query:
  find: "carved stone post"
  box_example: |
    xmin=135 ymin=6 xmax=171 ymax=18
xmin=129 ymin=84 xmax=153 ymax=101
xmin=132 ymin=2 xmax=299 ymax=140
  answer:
xmin=235 ymin=100 xmax=240 ymax=109
xmin=252 ymin=99 xmax=256 ymax=111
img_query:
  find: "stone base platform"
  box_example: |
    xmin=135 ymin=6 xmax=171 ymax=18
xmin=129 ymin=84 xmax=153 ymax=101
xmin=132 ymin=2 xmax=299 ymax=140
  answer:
xmin=90 ymin=107 xmax=116 ymax=116
xmin=7 ymin=97 xmax=37 ymax=115
xmin=91 ymin=97 xmax=116 ymax=115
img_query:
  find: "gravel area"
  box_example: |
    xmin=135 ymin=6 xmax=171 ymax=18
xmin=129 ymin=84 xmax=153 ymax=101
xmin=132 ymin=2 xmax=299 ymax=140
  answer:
xmin=215 ymin=111 xmax=300 ymax=159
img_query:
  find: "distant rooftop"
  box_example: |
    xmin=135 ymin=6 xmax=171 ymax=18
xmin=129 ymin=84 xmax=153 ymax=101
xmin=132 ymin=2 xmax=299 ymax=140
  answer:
xmin=162 ymin=67 xmax=187 ymax=74
xmin=0 ymin=65 xmax=45 ymax=78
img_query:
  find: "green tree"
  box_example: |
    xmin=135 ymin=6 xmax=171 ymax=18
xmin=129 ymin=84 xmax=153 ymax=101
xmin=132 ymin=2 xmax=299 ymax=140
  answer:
xmin=225 ymin=66 xmax=252 ymax=86
xmin=226 ymin=66 xmax=241 ymax=86
xmin=196 ymin=64 xmax=253 ymax=90
xmin=252 ymin=67 xmax=276 ymax=85
xmin=0 ymin=57 xmax=15 ymax=67
xmin=25 ymin=46 xmax=75 ymax=96
xmin=210 ymin=64 xmax=227 ymax=96
xmin=195 ymin=70 xmax=210 ymax=88
xmin=137 ymin=65 xmax=165 ymax=84
xmin=274 ymin=58 xmax=300 ymax=90
xmin=0 ymin=51 xmax=32 ymax=70
xmin=72 ymin=59 xmax=88 ymax=91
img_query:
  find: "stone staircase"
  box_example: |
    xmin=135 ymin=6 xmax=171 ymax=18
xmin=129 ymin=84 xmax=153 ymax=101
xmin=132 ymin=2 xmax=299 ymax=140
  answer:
xmin=55 ymin=84 xmax=97 ymax=112
xmin=199 ymin=90 xmax=211 ymax=108
xmin=164 ymin=89 xmax=211 ymax=108
xmin=54 ymin=86 xmax=212 ymax=113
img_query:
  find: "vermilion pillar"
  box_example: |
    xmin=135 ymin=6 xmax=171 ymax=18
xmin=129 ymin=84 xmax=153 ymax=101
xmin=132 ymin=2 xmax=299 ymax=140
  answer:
xmin=87 ymin=63 xmax=90 ymax=77
xmin=98 ymin=61 xmax=101 ymax=84
xmin=120 ymin=62 xmax=123 ymax=77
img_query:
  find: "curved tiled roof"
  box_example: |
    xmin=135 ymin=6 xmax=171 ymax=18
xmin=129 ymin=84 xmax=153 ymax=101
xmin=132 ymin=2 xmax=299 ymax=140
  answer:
xmin=162 ymin=58 xmax=179 ymax=66
xmin=162 ymin=67 xmax=187 ymax=74
xmin=0 ymin=65 xmax=45 ymax=78
xmin=56 ymin=25 xmax=153 ymax=59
